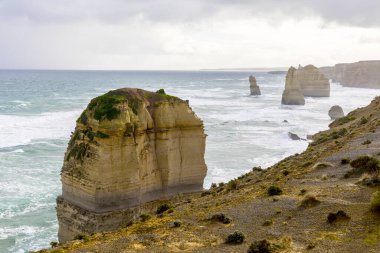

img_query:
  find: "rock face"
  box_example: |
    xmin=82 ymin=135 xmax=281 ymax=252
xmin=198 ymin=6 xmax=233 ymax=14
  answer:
xmin=281 ymin=67 xmax=305 ymax=105
xmin=320 ymin=60 xmax=380 ymax=88
xmin=249 ymin=76 xmax=261 ymax=95
xmin=296 ymin=65 xmax=330 ymax=97
xmin=57 ymin=88 xmax=207 ymax=242
xmin=328 ymin=105 xmax=344 ymax=120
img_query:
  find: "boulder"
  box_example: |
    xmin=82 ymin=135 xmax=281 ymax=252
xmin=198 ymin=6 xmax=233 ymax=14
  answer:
xmin=249 ymin=75 xmax=261 ymax=95
xmin=320 ymin=60 xmax=380 ymax=88
xmin=328 ymin=105 xmax=344 ymax=120
xmin=288 ymin=132 xmax=304 ymax=141
xmin=281 ymin=67 xmax=305 ymax=105
xmin=296 ymin=65 xmax=330 ymax=97
xmin=57 ymin=88 xmax=207 ymax=242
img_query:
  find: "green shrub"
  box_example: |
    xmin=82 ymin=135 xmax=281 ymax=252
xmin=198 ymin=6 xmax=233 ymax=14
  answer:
xmin=262 ymin=220 xmax=273 ymax=226
xmin=313 ymin=162 xmax=334 ymax=169
xmin=226 ymin=179 xmax=238 ymax=190
xmin=360 ymin=117 xmax=368 ymax=125
xmin=248 ymin=239 xmax=272 ymax=253
xmin=282 ymin=170 xmax=290 ymax=176
xmin=140 ymin=213 xmax=151 ymax=222
xmin=225 ymin=231 xmax=245 ymax=244
xmin=267 ymin=185 xmax=283 ymax=196
xmin=156 ymin=203 xmax=173 ymax=214
xmin=156 ymin=88 xmax=166 ymax=95
xmin=370 ymin=191 xmax=380 ymax=212
xmin=341 ymin=157 xmax=351 ymax=165
xmin=210 ymin=213 xmax=232 ymax=224
xmin=302 ymin=161 xmax=313 ymax=167
xmin=50 ymin=241 xmax=59 ymax=248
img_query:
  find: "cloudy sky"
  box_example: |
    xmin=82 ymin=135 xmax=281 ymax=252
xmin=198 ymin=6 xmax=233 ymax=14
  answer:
xmin=1 ymin=0 xmax=380 ymax=70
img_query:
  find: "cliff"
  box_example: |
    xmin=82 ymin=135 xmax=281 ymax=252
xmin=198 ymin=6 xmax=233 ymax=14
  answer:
xmin=38 ymin=95 xmax=380 ymax=253
xmin=320 ymin=60 xmax=380 ymax=88
xmin=57 ymin=88 xmax=207 ymax=242
xmin=249 ymin=75 xmax=261 ymax=95
xmin=281 ymin=67 xmax=305 ymax=105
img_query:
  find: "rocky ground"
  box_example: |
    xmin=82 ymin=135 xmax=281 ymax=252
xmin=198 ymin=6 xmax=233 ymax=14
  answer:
xmin=36 ymin=96 xmax=380 ymax=253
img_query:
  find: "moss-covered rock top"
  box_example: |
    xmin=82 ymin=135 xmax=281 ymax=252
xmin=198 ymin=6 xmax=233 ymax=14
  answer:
xmin=77 ymin=88 xmax=182 ymax=123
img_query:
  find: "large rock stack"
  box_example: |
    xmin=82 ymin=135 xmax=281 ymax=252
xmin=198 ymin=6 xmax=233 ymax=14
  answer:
xmin=297 ymin=65 xmax=330 ymax=97
xmin=57 ymin=88 xmax=207 ymax=242
xmin=281 ymin=67 xmax=305 ymax=105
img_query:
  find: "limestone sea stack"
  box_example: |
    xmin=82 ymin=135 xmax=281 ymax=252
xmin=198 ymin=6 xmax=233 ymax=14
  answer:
xmin=249 ymin=75 xmax=261 ymax=95
xmin=320 ymin=60 xmax=380 ymax=88
xmin=281 ymin=67 xmax=305 ymax=105
xmin=328 ymin=105 xmax=344 ymax=120
xmin=57 ymin=88 xmax=207 ymax=242
xmin=296 ymin=65 xmax=330 ymax=97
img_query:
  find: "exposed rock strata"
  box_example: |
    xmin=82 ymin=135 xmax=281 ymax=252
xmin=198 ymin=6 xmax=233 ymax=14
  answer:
xmin=281 ymin=67 xmax=305 ymax=105
xmin=296 ymin=65 xmax=330 ymax=97
xmin=57 ymin=88 xmax=207 ymax=242
xmin=328 ymin=105 xmax=344 ymax=120
xmin=249 ymin=75 xmax=261 ymax=95
xmin=320 ymin=60 xmax=380 ymax=88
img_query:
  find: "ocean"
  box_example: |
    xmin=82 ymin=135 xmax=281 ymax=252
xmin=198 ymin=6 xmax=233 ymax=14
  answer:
xmin=0 ymin=70 xmax=377 ymax=252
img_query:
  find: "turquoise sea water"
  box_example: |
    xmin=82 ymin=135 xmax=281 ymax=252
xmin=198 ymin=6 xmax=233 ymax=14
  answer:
xmin=0 ymin=70 xmax=378 ymax=252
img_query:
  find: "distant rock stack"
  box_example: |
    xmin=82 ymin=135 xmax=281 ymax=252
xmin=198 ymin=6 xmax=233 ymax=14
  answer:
xmin=281 ymin=67 xmax=305 ymax=105
xmin=297 ymin=65 xmax=330 ymax=97
xmin=328 ymin=105 xmax=344 ymax=120
xmin=320 ymin=60 xmax=380 ymax=89
xmin=57 ymin=88 xmax=207 ymax=243
xmin=249 ymin=75 xmax=261 ymax=95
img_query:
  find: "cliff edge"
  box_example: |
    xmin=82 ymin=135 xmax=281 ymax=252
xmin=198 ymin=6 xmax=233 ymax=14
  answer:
xmin=57 ymin=88 xmax=207 ymax=242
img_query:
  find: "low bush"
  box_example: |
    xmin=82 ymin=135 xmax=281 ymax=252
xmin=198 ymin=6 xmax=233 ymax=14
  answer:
xmin=362 ymin=139 xmax=372 ymax=145
xmin=341 ymin=157 xmax=351 ymax=165
xmin=300 ymin=195 xmax=320 ymax=208
xmin=226 ymin=179 xmax=238 ymax=191
xmin=50 ymin=241 xmax=59 ymax=248
xmin=370 ymin=191 xmax=380 ymax=212
xmin=345 ymin=155 xmax=380 ymax=178
xmin=248 ymin=239 xmax=272 ymax=253
xmin=156 ymin=203 xmax=173 ymax=214
xmin=267 ymin=185 xmax=283 ymax=196
xmin=210 ymin=213 xmax=232 ymax=224
xmin=140 ymin=213 xmax=151 ymax=222
xmin=327 ymin=210 xmax=350 ymax=223
xmin=74 ymin=234 xmax=89 ymax=241
xmin=225 ymin=231 xmax=245 ymax=244
xmin=173 ymin=220 xmax=182 ymax=227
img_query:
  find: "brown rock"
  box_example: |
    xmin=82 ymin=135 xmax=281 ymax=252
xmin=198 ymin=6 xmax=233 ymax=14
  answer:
xmin=249 ymin=75 xmax=261 ymax=95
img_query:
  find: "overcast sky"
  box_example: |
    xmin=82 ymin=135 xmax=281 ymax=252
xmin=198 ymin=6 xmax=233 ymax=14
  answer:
xmin=1 ymin=0 xmax=380 ymax=70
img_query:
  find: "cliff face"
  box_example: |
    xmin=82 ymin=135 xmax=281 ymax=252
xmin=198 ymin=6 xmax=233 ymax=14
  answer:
xmin=320 ymin=60 xmax=380 ymax=88
xmin=281 ymin=67 xmax=305 ymax=105
xmin=296 ymin=65 xmax=330 ymax=97
xmin=249 ymin=75 xmax=261 ymax=95
xmin=57 ymin=88 xmax=207 ymax=242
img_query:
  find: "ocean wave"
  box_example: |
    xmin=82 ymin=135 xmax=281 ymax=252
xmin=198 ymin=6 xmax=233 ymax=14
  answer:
xmin=0 ymin=110 xmax=81 ymax=148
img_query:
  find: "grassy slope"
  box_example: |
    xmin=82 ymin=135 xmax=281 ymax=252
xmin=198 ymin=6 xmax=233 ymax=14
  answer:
xmin=38 ymin=97 xmax=380 ymax=253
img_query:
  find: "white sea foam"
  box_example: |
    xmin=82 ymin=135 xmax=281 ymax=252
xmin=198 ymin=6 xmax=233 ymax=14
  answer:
xmin=0 ymin=110 xmax=81 ymax=148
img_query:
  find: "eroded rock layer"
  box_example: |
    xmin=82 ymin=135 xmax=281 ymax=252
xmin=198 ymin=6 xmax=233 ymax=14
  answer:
xmin=57 ymin=88 xmax=207 ymax=242
xmin=296 ymin=65 xmax=330 ymax=97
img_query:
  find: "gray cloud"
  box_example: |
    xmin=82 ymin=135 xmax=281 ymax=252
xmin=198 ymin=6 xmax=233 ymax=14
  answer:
xmin=0 ymin=0 xmax=379 ymax=27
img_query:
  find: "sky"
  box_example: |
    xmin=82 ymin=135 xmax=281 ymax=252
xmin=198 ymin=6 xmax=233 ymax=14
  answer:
xmin=1 ymin=0 xmax=380 ymax=70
